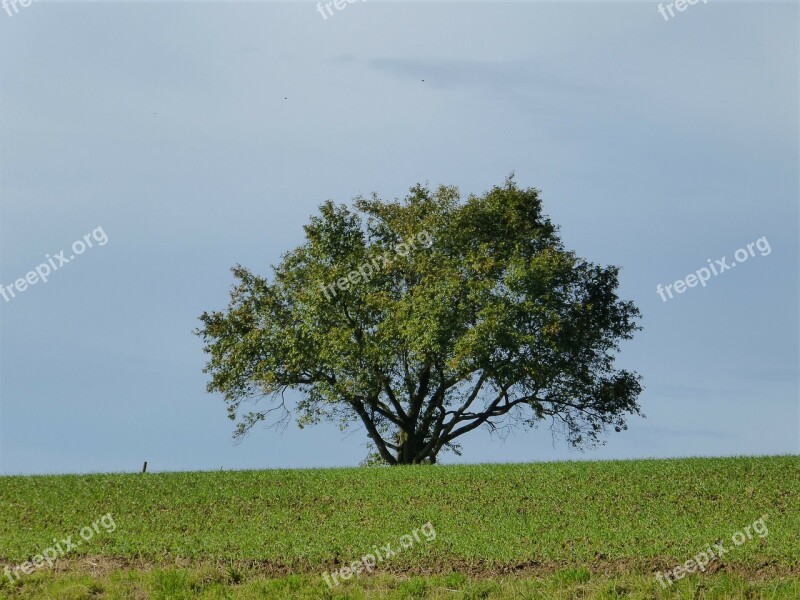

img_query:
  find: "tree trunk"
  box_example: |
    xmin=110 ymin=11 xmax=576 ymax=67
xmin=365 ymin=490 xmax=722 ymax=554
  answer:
xmin=395 ymin=429 xmax=439 ymax=465
xmin=398 ymin=429 xmax=418 ymax=464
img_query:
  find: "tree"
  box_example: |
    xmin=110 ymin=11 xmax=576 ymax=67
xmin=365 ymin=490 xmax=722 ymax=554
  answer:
xmin=196 ymin=177 xmax=643 ymax=465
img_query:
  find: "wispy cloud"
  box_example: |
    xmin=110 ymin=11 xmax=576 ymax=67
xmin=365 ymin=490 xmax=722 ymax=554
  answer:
xmin=367 ymin=57 xmax=606 ymax=97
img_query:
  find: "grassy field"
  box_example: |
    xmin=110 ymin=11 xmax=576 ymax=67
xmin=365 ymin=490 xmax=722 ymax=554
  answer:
xmin=0 ymin=455 xmax=797 ymax=599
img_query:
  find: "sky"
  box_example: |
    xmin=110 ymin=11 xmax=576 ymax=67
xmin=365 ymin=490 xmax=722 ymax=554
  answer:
xmin=0 ymin=1 xmax=797 ymax=475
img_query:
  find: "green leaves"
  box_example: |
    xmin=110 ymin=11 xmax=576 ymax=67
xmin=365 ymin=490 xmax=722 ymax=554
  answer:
xmin=196 ymin=176 xmax=643 ymax=463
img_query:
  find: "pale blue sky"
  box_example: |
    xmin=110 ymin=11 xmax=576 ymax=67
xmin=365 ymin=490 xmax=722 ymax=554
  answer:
xmin=1 ymin=2 xmax=797 ymax=474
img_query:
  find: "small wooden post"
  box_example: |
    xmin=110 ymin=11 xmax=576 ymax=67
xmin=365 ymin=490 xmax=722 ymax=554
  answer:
xmin=142 ymin=461 xmax=148 ymax=474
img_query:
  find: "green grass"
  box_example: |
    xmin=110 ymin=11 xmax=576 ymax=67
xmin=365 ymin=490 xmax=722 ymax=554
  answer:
xmin=1 ymin=455 xmax=798 ymax=598
xmin=4 ymin=569 xmax=800 ymax=599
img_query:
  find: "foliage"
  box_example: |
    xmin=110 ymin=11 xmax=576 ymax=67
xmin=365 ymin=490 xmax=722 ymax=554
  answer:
xmin=196 ymin=176 xmax=643 ymax=464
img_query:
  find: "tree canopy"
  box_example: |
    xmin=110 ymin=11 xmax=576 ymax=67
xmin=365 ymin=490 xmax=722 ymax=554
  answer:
xmin=196 ymin=177 xmax=643 ymax=465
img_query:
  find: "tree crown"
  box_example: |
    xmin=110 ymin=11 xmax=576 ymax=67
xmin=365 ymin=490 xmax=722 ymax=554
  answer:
xmin=197 ymin=177 xmax=643 ymax=464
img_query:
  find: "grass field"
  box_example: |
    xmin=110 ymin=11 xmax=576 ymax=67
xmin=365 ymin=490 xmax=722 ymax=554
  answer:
xmin=0 ymin=456 xmax=798 ymax=599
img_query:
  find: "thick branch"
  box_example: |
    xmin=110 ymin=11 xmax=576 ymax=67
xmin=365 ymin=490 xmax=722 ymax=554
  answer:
xmin=351 ymin=399 xmax=398 ymax=465
xmin=437 ymin=373 xmax=488 ymax=440
xmin=409 ymin=362 xmax=432 ymax=422
xmin=381 ymin=376 xmax=409 ymax=423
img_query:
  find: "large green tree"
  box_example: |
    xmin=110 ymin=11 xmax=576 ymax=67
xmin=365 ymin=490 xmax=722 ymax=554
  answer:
xmin=197 ymin=177 xmax=643 ymax=465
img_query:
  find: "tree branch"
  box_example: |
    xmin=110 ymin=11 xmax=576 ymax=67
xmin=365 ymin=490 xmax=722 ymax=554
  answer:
xmin=351 ymin=399 xmax=398 ymax=465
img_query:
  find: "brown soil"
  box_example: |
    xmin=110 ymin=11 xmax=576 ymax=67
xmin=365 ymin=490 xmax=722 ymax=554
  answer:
xmin=2 ymin=555 xmax=797 ymax=582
